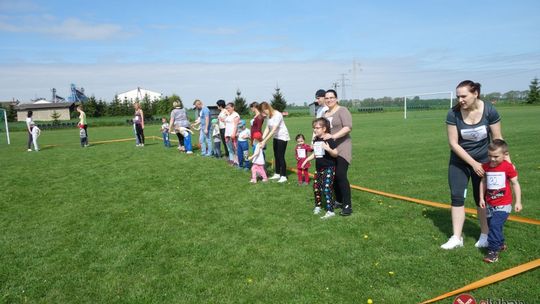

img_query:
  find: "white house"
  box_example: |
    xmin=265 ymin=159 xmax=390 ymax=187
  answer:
xmin=16 ymin=102 xmax=75 ymax=121
xmin=117 ymin=87 xmax=162 ymax=103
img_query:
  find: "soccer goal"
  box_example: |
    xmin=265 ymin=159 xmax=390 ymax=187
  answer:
xmin=0 ymin=108 xmax=11 ymax=145
xmin=403 ymin=91 xmax=454 ymax=119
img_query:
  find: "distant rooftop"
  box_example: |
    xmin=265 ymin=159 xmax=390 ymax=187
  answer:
xmin=16 ymin=102 xmax=74 ymax=110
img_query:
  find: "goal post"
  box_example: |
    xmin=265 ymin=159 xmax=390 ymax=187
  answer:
xmin=403 ymin=91 xmax=453 ymax=119
xmin=0 ymin=108 xmax=10 ymax=145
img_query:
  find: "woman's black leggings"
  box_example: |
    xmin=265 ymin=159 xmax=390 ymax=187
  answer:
xmin=135 ymin=124 xmax=145 ymax=144
xmin=27 ymin=128 xmax=33 ymax=149
xmin=334 ymin=156 xmax=351 ymax=208
xmin=273 ymin=138 xmax=288 ymax=177
xmin=448 ymin=160 xmax=481 ymax=207
xmin=220 ymin=128 xmax=228 ymax=156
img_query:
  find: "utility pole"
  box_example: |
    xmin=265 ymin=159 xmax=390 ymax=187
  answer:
xmin=338 ymin=73 xmax=350 ymax=100
xmin=349 ymin=59 xmax=362 ymax=101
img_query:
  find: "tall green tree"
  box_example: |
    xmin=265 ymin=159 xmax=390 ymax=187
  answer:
xmin=108 ymin=95 xmax=121 ymax=116
xmin=95 ymin=99 xmax=107 ymax=117
xmin=121 ymin=97 xmax=133 ymax=116
xmin=50 ymin=110 xmax=61 ymax=125
xmin=271 ymin=86 xmax=287 ymax=112
xmin=85 ymin=96 xmax=98 ymax=117
xmin=234 ymin=89 xmax=248 ymax=115
xmin=483 ymin=92 xmax=502 ymax=102
xmin=526 ymin=77 xmax=540 ymax=104
xmin=0 ymin=103 xmax=17 ymax=122
xmin=140 ymin=94 xmax=154 ymax=118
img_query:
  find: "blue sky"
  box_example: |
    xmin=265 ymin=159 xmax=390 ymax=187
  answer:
xmin=1 ymin=0 xmax=539 ymax=104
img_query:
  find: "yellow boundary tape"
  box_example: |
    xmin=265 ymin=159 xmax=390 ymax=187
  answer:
xmin=421 ymin=259 xmax=540 ymax=303
xmin=287 ymin=166 xmax=539 ymax=302
xmin=287 ymin=167 xmax=540 ymax=226
xmin=76 ymin=138 xmax=540 ymax=226
xmin=38 ymin=136 xmax=540 ymax=301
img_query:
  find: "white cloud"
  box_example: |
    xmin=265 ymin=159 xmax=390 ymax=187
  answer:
xmin=44 ymin=18 xmax=125 ymax=40
xmin=0 ymin=0 xmax=41 ymax=12
xmin=1 ymin=58 xmax=536 ymax=104
xmin=0 ymin=16 xmax=127 ymax=40
xmin=189 ymin=26 xmax=241 ymax=35
xmin=0 ymin=62 xmax=346 ymax=104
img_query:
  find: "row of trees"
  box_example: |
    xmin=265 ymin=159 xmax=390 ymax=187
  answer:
xmin=336 ymin=77 xmax=540 ymax=108
xmin=79 ymin=94 xmax=182 ymax=119
xmin=77 ymin=87 xmax=288 ymax=119
xmin=233 ymin=87 xmax=287 ymax=115
xmin=2 ymin=79 xmax=538 ymax=122
xmin=0 ymin=103 xmax=17 ymax=121
xmin=0 ymin=86 xmax=288 ymax=122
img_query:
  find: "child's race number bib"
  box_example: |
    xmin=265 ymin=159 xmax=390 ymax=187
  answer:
xmin=313 ymin=142 xmax=324 ymax=158
xmin=486 ymin=172 xmax=506 ymax=190
xmin=297 ymin=148 xmax=306 ymax=158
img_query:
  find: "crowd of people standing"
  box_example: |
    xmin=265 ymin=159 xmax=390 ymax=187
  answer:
xmin=25 ymin=80 xmax=524 ymax=255
xmin=156 ymin=90 xmax=355 ymax=218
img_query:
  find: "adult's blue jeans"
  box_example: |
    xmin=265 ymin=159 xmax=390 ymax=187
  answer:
xmin=199 ymin=129 xmax=212 ymax=155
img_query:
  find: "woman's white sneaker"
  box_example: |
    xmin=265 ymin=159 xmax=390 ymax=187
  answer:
xmin=320 ymin=211 xmax=335 ymax=219
xmin=440 ymin=236 xmax=463 ymax=250
xmin=277 ymin=176 xmax=288 ymax=183
xmin=269 ymin=174 xmax=280 ymax=180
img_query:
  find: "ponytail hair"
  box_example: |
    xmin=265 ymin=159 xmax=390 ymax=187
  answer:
xmin=453 ymin=80 xmax=481 ymax=111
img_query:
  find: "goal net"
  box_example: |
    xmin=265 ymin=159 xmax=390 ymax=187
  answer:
xmin=0 ymin=108 xmax=11 ymax=145
xmin=402 ymin=91 xmax=453 ymax=119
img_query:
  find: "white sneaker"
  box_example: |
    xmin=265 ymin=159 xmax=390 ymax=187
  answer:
xmin=277 ymin=176 xmax=288 ymax=183
xmin=321 ymin=211 xmax=335 ymax=219
xmin=269 ymin=174 xmax=280 ymax=180
xmin=186 ymin=151 xmax=193 ymax=154
xmin=440 ymin=236 xmax=463 ymax=250
xmin=313 ymin=207 xmax=321 ymax=214
xmin=27 ymin=149 xmax=32 ymax=152
xmin=475 ymin=234 xmax=489 ymax=248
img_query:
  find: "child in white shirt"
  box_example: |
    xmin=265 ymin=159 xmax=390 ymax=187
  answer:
xmin=211 ymin=118 xmax=221 ymax=158
xmin=160 ymin=117 xmax=170 ymax=147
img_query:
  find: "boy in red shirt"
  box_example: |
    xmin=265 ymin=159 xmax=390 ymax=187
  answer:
xmin=479 ymin=139 xmax=522 ymax=263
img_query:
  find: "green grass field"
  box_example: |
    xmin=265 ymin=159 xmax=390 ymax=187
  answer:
xmin=1 ymin=107 xmax=539 ymax=303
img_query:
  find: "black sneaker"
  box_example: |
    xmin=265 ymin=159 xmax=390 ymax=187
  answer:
xmin=500 ymin=244 xmax=508 ymax=252
xmin=483 ymin=251 xmax=499 ymax=263
xmin=334 ymin=202 xmax=343 ymax=209
xmin=340 ymin=205 xmax=352 ymax=216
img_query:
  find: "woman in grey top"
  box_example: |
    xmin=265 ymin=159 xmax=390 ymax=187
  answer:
xmin=169 ymin=100 xmax=191 ymax=152
xmin=440 ymin=80 xmax=506 ymax=250
xmin=322 ymin=89 xmax=353 ymax=216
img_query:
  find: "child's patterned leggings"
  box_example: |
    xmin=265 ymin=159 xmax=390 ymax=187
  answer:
xmin=313 ymin=166 xmax=336 ymax=212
